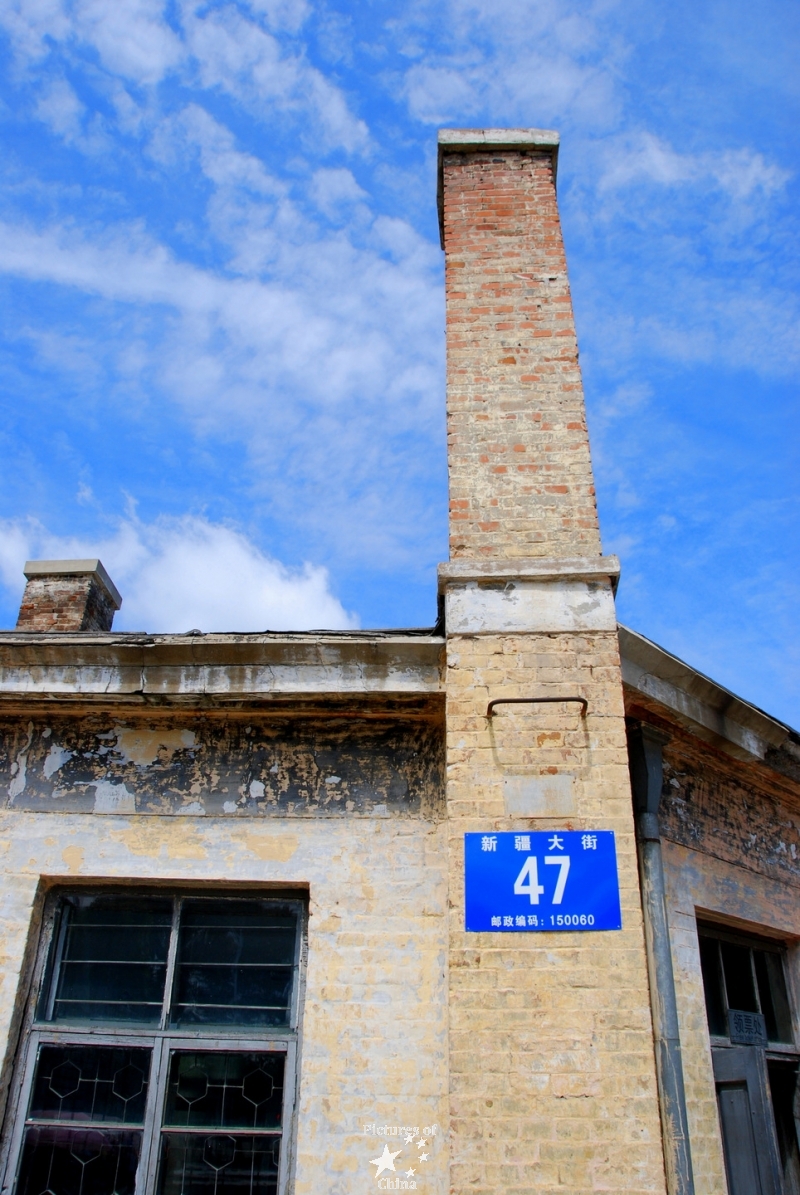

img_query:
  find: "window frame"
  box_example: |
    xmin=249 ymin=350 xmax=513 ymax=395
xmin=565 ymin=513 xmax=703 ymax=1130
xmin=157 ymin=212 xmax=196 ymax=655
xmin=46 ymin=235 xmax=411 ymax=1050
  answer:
xmin=0 ymin=886 xmax=307 ymax=1195
xmin=697 ymin=920 xmax=798 ymax=1055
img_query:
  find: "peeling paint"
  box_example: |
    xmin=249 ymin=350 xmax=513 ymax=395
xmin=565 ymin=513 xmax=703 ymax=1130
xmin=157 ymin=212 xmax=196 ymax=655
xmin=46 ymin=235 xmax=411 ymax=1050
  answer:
xmin=61 ymin=844 xmax=84 ymax=872
xmin=659 ymin=737 xmax=800 ymax=888
xmin=43 ymin=744 xmax=72 ymax=779
xmin=8 ymin=723 xmax=33 ymax=800
xmin=112 ymin=726 xmax=197 ymax=767
xmin=0 ymin=714 xmax=444 ymax=819
xmin=92 ymin=781 xmax=136 ymax=814
xmin=112 ymin=822 xmax=209 ymax=860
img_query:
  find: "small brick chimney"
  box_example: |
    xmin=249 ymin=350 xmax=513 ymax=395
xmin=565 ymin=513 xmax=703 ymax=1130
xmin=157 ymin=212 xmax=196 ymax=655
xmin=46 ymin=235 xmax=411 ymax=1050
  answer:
xmin=15 ymin=560 xmax=122 ymax=632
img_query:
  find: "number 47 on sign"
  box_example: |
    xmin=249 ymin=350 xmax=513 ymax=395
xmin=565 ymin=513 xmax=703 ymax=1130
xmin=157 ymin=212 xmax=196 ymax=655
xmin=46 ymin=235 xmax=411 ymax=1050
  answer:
xmin=464 ymin=831 xmax=622 ymax=932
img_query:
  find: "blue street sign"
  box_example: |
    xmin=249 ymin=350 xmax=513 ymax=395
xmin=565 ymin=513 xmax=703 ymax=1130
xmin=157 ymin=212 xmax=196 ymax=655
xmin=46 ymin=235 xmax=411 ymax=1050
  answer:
xmin=464 ymin=830 xmax=622 ymax=932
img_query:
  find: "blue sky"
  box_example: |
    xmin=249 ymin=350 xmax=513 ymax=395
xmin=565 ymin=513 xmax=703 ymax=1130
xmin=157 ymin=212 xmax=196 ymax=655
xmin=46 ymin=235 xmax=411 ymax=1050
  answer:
xmin=0 ymin=0 xmax=798 ymax=725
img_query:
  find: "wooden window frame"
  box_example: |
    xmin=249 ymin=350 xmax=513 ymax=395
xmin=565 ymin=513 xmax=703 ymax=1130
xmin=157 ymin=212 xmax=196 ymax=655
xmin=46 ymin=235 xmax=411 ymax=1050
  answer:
xmin=697 ymin=921 xmax=798 ymax=1055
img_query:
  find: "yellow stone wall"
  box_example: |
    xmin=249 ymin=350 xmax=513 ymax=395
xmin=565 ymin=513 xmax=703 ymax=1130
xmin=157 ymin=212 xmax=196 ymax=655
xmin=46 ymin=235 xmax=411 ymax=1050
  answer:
xmin=445 ymin=631 xmax=667 ymax=1193
xmin=0 ymin=811 xmax=450 ymax=1194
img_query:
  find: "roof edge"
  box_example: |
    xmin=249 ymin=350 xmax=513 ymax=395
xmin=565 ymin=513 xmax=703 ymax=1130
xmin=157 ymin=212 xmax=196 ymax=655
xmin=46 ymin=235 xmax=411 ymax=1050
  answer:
xmin=618 ymin=623 xmax=796 ymax=762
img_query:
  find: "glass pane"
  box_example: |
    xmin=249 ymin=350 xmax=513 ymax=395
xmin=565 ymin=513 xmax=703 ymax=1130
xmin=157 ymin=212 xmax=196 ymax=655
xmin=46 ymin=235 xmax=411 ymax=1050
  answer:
xmin=173 ymin=969 xmax=294 ymax=1028
xmin=755 ymin=949 xmax=794 ymax=1043
xmin=163 ymin=1053 xmax=285 ymax=1131
xmin=698 ymin=936 xmax=727 ymax=1035
xmin=15 ymin=1126 xmax=141 ymax=1195
xmin=30 ymin=1046 xmax=151 ymax=1125
xmin=720 ymin=942 xmax=758 ymax=1013
xmin=50 ymin=896 xmax=172 ymax=1025
xmin=172 ymin=901 xmax=297 ymax=1028
xmin=157 ymin=1134 xmax=279 ymax=1195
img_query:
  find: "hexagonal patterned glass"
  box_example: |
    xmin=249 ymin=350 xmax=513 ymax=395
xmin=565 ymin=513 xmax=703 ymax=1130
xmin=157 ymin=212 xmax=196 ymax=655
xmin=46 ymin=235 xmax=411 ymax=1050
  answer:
xmin=156 ymin=1052 xmax=284 ymax=1195
xmin=15 ymin=1045 xmax=151 ymax=1195
xmin=163 ymin=1052 xmax=284 ymax=1130
xmin=157 ymin=1134 xmax=279 ymax=1195
xmin=15 ymin=1127 xmax=142 ymax=1195
xmin=30 ymin=1046 xmax=151 ymax=1124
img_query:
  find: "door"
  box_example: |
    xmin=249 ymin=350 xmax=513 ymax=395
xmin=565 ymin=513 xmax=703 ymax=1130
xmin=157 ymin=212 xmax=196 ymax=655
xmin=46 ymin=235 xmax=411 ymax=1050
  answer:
xmin=713 ymin=1046 xmax=783 ymax=1195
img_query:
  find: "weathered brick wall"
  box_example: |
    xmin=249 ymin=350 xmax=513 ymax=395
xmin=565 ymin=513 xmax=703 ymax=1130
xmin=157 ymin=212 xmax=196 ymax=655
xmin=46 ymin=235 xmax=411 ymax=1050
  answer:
xmin=15 ymin=575 xmax=117 ymax=632
xmin=442 ymin=147 xmax=601 ymax=560
xmin=624 ymin=696 xmax=800 ymax=1195
xmin=660 ymin=721 xmax=800 ymax=1194
xmin=661 ymin=733 xmax=800 ymax=889
xmin=441 ymin=134 xmax=666 ymax=1195
xmin=446 ymin=633 xmax=666 ymax=1194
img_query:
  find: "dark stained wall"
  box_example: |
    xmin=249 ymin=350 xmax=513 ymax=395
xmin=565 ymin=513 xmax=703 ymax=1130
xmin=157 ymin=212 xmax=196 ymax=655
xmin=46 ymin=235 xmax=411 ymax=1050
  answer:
xmin=0 ymin=712 xmax=445 ymax=819
xmin=626 ymin=696 xmax=800 ymax=891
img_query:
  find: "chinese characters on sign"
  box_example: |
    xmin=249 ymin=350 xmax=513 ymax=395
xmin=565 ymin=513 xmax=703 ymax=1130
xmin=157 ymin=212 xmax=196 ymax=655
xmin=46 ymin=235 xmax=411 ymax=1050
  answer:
xmin=728 ymin=1009 xmax=768 ymax=1046
xmin=464 ymin=830 xmax=622 ymax=932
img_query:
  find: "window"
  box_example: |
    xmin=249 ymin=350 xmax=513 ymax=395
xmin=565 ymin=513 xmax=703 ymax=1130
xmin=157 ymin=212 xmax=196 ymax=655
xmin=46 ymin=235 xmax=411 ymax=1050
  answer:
xmin=698 ymin=923 xmax=794 ymax=1045
xmin=699 ymin=922 xmax=800 ymax=1195
xmin=0 ymin=891 xmax=304 ymax=1195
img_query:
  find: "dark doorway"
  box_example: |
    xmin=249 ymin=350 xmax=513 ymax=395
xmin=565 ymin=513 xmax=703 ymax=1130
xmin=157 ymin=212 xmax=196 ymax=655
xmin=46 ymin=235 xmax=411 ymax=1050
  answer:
xmin=699 ymin=923 xmax=800 ymax=1194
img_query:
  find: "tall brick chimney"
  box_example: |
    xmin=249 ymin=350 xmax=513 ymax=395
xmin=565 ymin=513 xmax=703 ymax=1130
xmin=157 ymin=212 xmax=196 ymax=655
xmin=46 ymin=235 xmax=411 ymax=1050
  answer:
xmin=15 ymin=560 xmax=121 ymax=632
xmin=439 ymin=130 xmax=668 ymax=1195
xmin=438 ymin=127 xmax=601 ymax=561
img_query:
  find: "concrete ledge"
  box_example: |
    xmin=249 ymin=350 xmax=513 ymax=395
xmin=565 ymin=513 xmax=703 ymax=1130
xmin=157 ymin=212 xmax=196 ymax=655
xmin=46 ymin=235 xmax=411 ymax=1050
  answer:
xmin=437 ymin=126 xmax=561 ymax=247
xmin=0 ymin=632 xmax=445 ymax=704
xmin=438 ymin=556 xmax=620 ymax=592
xmin=445 ymin=579 xmax=616 ymax=635
xmin=438 ymin=127 xmax=560 ymax=151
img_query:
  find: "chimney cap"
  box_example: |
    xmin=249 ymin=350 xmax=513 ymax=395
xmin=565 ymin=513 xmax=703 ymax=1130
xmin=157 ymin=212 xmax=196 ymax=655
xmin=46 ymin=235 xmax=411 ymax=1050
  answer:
xmin=23 ymin=559 xmax=122 ymax=610
xmin=438 ymin=127 xmax=560 ymax=151
xmin=437 ymin=127 xmax=561 ymax=248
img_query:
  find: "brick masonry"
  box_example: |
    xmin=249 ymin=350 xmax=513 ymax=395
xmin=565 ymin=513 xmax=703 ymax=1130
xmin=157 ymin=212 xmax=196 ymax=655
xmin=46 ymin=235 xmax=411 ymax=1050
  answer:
xmin=15 ymin=574 xmax=117 ymax=632
xmin=441 ymin=135 xmax=667 ymax=1195
xmin=442 ymin=147 xmax=601 ymax=561
xmin=0 ymin=812 xmax=451 ymax=1194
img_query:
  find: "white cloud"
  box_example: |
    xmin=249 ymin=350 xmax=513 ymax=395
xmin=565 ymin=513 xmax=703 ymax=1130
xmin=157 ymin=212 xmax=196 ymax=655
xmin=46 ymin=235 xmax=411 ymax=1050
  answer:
xmin=0 ymin=0 xmax=182 ymax=82
xmin=0 ymin=0 xmax=72 ymax=65
xmin=0 ymin=515 xmax=357 ymax=632
xmin=151 ymin=104 xmax=284 ymax=197
xmin=1 ymin=0 xmax=368 ymax=155
xmin=396 ymin=0 xmax=621 ymax=129
xmin=183 ymin=4 xmax=368 ymax=153
xmin=597 ymin=132 xmax=791 ymax=200
xmin=76 ymin=0 xmax=184 ymax=85
xmin=245 ymin=0 xmax=309 ymax=34
xmin=310 ymin=167 xmax=367 ymax=218
xmin=35 ymin=76 xmax=85 ymax=141
xmin=0 ymin=210 xmax=444 ymax=569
